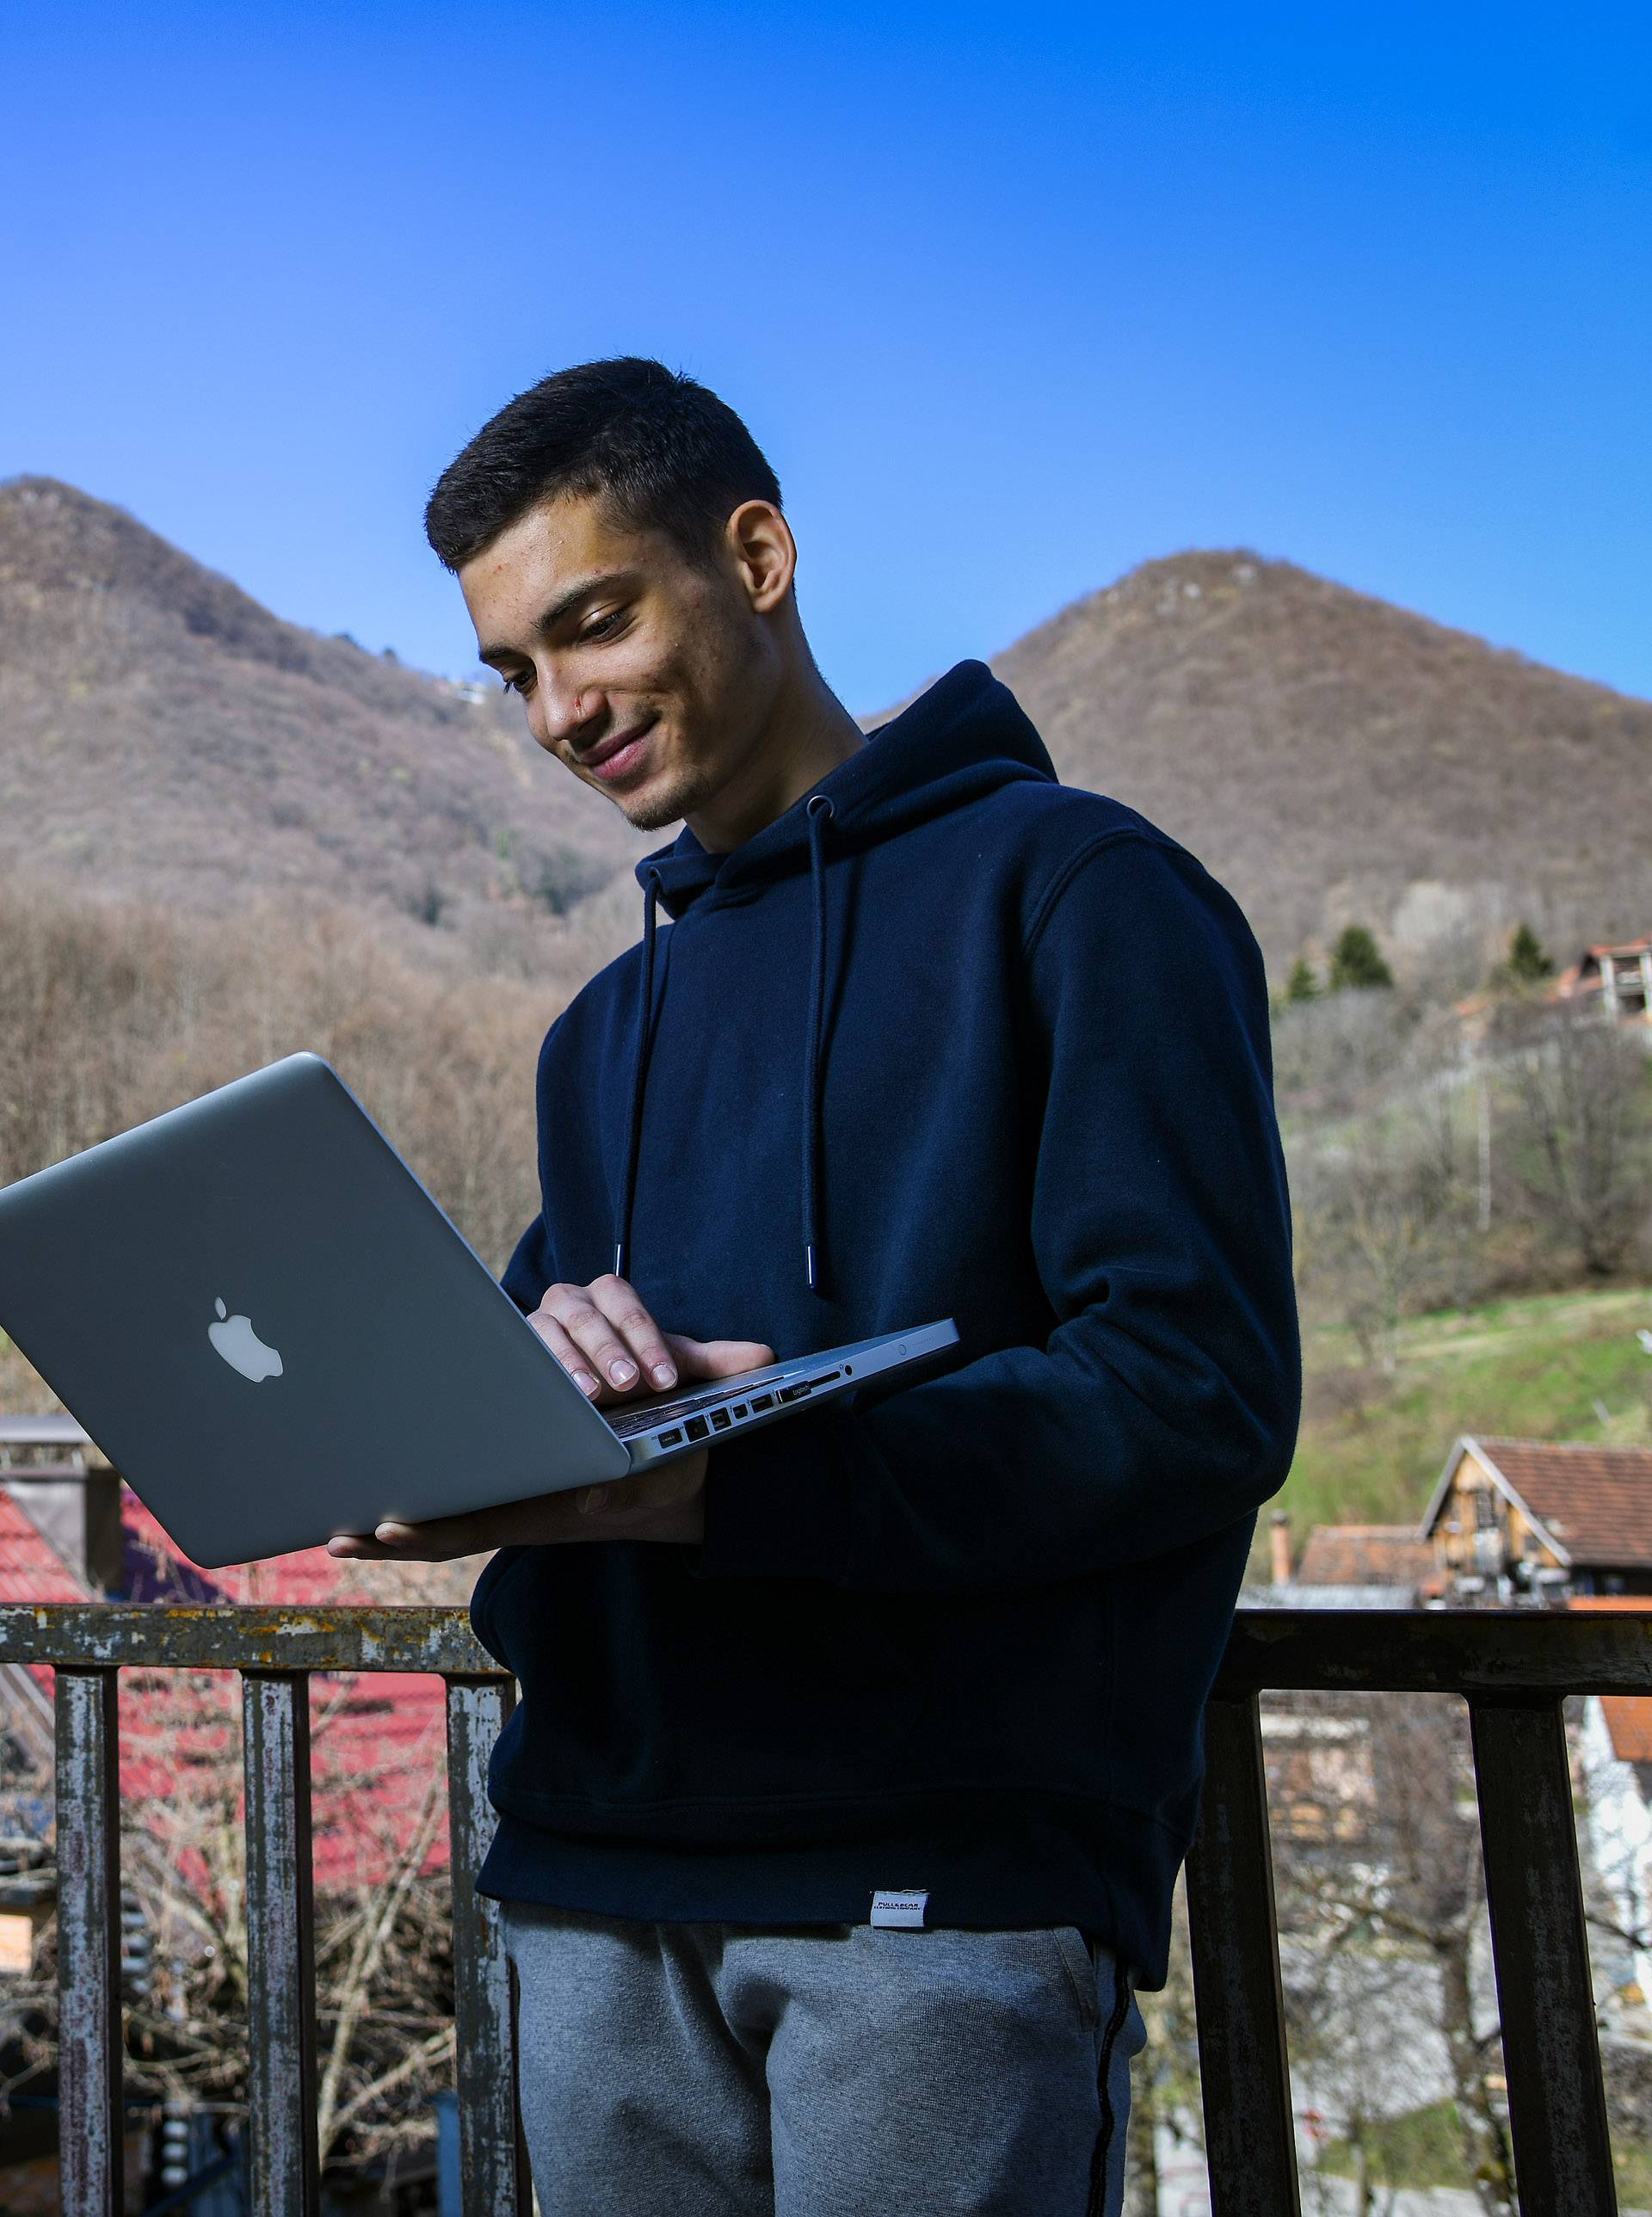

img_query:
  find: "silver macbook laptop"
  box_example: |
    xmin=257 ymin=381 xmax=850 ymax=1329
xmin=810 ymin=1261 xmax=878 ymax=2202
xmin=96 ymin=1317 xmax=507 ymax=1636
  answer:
xmin=0 ymin=1053 xmax=959 ymax=1568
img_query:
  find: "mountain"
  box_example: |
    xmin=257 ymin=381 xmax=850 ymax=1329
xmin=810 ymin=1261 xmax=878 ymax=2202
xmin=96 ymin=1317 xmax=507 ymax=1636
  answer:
xmin=6 ymin=482 xmax=1646 ymax=991
xmin=0 ymin=477 xmax=647 ymax=972
xmin=983 ymin=551 xmax=1652 ymax=980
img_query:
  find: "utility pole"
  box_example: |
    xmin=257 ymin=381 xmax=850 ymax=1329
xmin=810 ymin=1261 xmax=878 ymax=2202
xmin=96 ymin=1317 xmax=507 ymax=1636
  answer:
xmin=1477 ymin=1068 xmax=1492 ymax=1234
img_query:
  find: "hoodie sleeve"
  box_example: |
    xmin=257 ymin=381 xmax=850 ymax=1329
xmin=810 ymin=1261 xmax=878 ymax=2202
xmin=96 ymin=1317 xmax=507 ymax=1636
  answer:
xmin=698 ymin=832 xmax=1301 ymax=1594
xmin=499 ymin=1210 xmax=558 ymax=1318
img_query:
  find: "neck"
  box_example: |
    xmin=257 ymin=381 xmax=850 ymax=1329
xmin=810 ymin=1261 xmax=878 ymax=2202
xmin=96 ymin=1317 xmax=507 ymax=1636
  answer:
xmin=687 ymin=655 xmax=866 ymax=853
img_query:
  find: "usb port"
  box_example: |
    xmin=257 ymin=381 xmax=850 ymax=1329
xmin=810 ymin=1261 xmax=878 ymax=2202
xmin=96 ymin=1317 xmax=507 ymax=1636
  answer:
xmin=778 ymin=1383 xmax=811 ymax=1403
xmin=686 ymin=1416 xmax=710 ymax=1443
xmin=711 ymin=1409 xmax=732 ymax=1432
xmin=749 ymin=1394 xmax=774 ymax=1412
xmin=657 ymin=1428 xmax=683 ymax=1449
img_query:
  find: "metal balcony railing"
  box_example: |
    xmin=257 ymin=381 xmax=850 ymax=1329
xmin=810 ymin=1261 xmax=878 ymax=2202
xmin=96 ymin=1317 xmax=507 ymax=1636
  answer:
xmin=1192 ymin=1607 xmax=1644 ymax=2217
xmin=6 ymin=1601 xmax=1648 ymax=2217
xmin=1 ymin=1604 xmax=525 ymax=2217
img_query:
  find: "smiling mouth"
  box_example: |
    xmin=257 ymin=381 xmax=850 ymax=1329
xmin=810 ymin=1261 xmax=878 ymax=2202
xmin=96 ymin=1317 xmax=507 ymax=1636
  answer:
xmin=576 ymin=718 xmax=656 ymax=782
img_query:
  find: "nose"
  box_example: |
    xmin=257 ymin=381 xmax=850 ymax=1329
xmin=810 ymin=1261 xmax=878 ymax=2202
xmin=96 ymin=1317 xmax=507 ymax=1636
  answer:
xmin=533 ymin=668 xmax=603 ymax=753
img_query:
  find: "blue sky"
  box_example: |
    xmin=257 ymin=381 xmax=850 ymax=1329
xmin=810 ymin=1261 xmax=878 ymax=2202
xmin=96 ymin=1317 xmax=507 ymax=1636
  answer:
xmin=3 ymin=3 xmax=1647 ymax=714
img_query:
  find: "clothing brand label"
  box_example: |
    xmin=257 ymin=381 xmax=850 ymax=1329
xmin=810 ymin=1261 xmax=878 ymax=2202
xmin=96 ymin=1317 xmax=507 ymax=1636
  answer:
xmin=870 ymin=1888 xmax=928 ymax=1929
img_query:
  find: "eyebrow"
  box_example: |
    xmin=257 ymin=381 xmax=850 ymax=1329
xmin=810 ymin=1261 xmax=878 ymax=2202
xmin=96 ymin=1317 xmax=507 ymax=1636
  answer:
xmin=476 ymin=570 xmax=637 ymax=666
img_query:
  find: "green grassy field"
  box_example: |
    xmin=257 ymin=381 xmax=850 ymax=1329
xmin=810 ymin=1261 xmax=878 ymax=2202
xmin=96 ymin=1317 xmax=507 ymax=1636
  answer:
xmin=1270 ymin=1285 xmax=1652 ymax=1564
xmin=1317 ymin=2096 xmax=1652 ymax=2203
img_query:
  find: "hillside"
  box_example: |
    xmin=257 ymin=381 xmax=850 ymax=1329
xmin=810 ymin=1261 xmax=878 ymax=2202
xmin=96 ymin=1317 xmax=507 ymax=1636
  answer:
xmin=1273 ymin=1284 xmax=1652 ymax=1561
xmin=986 ymin=551 xmax=1652 ymax=979
xmin=0 ymin=477 xmax=648 ymax=971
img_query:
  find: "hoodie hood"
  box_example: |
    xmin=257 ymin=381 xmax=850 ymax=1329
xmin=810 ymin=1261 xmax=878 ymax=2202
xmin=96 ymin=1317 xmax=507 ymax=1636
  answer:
xmin=614 ymin=662 xmax=1057 ymax=1294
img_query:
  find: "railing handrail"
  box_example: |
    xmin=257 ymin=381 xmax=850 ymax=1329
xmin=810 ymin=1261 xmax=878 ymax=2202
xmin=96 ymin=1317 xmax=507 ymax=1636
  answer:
xmin=9 ymin=1598 xmax=1652 ymax=1689
xmin=10 ymin=1599 xmax=1645 ymax=2217
xmin=0 ymin=1602 xmax=503 ymax=1675
xmin=1217 ymin=1602 xmax=1652 ymax=1695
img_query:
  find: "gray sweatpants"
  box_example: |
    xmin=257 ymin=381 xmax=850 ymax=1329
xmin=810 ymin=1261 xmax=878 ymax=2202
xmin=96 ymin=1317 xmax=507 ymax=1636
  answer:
xmin=504 ymin=1903 xmax=1146 ymax=2216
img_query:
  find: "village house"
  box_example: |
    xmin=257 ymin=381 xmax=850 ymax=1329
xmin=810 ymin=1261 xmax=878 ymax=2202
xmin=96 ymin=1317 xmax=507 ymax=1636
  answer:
xmin=1259 ymin=1511 xmax=1438 ymax=1610
xmin=1420 ymin=1436 xmax=1652 ymax=1604
xmin=1553 ymin=936 xmax=1652 ymax=1025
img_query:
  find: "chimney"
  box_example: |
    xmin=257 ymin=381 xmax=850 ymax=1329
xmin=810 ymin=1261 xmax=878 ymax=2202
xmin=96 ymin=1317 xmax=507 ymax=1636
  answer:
xmin=0 ymin=1421 xmax=126 ymax=1594
xmin=1269 ymin=1511 xmax=1293 ymax=1587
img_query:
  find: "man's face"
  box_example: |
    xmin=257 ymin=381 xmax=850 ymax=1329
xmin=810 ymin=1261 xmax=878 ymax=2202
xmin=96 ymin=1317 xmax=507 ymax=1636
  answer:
xmin=462 ymin=493 xmax=781 ymax=833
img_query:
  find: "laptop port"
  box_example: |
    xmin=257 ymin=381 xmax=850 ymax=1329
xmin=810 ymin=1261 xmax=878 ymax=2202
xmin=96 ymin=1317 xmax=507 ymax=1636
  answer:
xmin=749 ymin=1394 xmax=774 ymax=1412
xmin=730 ymin=1404 xmax=747 ymax=1419
xmin=711 ymin=1409 xmax=732 ymax=1432
xmin=778 ymin=1383 xmax=811 ymax=1403
xmin=657 ymin=1428 xmax=684 ymax=1449
xmin=686 ymin=1416 xmax=710 ymax=1443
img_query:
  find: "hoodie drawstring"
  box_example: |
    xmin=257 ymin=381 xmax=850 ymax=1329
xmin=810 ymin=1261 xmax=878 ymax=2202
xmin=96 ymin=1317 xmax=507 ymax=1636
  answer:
xmin=801 ymin=795 xmax=835 ymax=1294
xmin=613 ymin=802 xmax=837 ymax=1296
xmin=613 ymin=865 xmax=663 ymax=1280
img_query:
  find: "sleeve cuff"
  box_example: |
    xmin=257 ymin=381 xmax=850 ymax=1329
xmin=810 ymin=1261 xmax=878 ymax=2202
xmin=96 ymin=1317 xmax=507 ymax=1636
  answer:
xmin=696 ymin=1414 xmax=854 ymax=1582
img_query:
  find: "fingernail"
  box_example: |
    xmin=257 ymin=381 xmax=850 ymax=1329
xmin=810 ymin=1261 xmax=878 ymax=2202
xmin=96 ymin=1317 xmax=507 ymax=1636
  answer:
xmin=609 ymin=1358 xmax=636 ymax=1385
xmin=651 ymin=1364 xmax=676 ymax=1387
xmin=375 ymin=1522 xmax=410 ymax=1543
xmin=575 ymin=1370 xmax=600 ymax=1396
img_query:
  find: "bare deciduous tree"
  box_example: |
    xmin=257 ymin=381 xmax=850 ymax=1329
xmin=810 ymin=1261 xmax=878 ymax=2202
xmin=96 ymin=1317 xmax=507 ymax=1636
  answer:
xmin=1498 ymin=1002 xmax=1652 ymax=1278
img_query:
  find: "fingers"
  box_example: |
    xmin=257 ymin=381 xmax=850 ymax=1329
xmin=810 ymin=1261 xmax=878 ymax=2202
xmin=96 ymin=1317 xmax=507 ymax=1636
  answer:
xmin=327 ymin=1512 xmax=483 ymax=1562
xmin=532 ymin=1276 xmax=680 ymax=1398
xmin=662 ymin=1333 xmax=777 ymax=1381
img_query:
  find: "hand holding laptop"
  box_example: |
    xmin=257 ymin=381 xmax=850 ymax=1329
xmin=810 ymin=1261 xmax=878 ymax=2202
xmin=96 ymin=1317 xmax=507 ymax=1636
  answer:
xmin=327 ymin=1275 xmax=774 ymax=1561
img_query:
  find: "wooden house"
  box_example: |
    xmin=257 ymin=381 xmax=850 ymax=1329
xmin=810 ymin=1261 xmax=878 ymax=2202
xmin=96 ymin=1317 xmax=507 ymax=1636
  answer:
xmin=1420 ymin=1436 xmax=1652 ymax=1603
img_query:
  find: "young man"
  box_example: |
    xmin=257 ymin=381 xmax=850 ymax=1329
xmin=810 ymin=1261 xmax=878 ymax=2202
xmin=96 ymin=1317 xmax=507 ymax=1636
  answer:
xmin=330 ymin=357 xmax=1300 ymax=2214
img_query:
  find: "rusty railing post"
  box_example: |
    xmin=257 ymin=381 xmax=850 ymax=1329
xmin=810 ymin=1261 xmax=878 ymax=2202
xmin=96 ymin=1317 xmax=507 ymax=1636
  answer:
xmin=1185 ymin=1690 xmax=1302 ymax=2217
xmin=243 ymin=1670 xmax=320 ymax=2217
xmin=55 ymin=1666 xmax=123 ymax=2217
xmin=1470 ymin=1696 xmax=1618 ymax=2215
xmin=446 ymin=1673 xmax=530 ymax=2217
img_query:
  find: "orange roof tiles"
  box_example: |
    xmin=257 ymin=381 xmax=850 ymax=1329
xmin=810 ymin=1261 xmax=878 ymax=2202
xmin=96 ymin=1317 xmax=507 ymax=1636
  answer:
xmin=1472 ymin=1439 xmax=1652 ymax=1570
xmin=1569 ymin=1598 xmax=1652 ymax=1764
xmin=1295 ymin=1524 xmax=1436 ymax=1588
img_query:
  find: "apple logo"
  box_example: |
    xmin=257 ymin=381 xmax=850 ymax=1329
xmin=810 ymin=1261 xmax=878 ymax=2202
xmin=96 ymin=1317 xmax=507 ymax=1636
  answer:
xmin=208 ymin=1297 xmax=285 ymax=1383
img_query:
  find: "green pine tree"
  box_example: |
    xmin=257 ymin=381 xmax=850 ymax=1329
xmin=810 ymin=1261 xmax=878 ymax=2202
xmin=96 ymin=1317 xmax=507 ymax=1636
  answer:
xmin=1328 ymin=924 xmax=1393 ymax=992
xmin=1285 ymin=957 xmax=1320 ymax=1003
xmin=1506 ymin=921 xmax=1553 ymax=983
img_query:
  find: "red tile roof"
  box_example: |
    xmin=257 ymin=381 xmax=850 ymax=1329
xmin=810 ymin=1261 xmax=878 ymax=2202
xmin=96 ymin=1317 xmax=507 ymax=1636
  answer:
xmin=1471 ymin=1440 xmax=1652 ymax=1570
xmin=0 ymin=1481 xmax=453 ymax=1891
xmin=0 ymin=1489 xmax=92 ymax=1605
xmin=1294 ymin=1524 xmax=1436 ymax=1589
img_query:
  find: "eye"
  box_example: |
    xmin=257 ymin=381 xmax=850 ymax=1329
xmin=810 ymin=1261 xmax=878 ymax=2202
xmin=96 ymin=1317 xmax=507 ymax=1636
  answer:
xmin=499 ymin=669 xmax=534 ymax=698
xmin=580 ymin=610 xmax=626 ymax=643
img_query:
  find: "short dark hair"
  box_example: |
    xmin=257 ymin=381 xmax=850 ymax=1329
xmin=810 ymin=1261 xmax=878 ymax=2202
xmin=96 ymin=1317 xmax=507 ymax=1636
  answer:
xmin=424 ymin=357 xmax=783 ymax=571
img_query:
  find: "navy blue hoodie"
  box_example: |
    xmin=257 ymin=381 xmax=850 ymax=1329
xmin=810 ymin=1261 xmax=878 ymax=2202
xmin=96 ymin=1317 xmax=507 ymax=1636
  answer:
xmin=471 ymin=661 xmax=1299 ymax=1986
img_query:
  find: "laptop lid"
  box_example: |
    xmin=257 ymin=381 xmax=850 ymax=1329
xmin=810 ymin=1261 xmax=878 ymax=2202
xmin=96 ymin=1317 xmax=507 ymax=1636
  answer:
xmin=0 ymin=1054 xmax=632 ymax=1567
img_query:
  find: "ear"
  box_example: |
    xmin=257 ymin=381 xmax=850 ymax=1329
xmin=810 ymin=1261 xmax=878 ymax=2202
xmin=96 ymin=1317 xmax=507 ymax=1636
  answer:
xmin=724 ymin=501 xmax=796 ymax=615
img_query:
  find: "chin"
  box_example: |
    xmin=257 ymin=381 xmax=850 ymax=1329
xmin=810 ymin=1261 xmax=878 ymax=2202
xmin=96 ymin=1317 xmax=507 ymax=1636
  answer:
xmin=618 ymin=784 xmax=692 ymax=834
